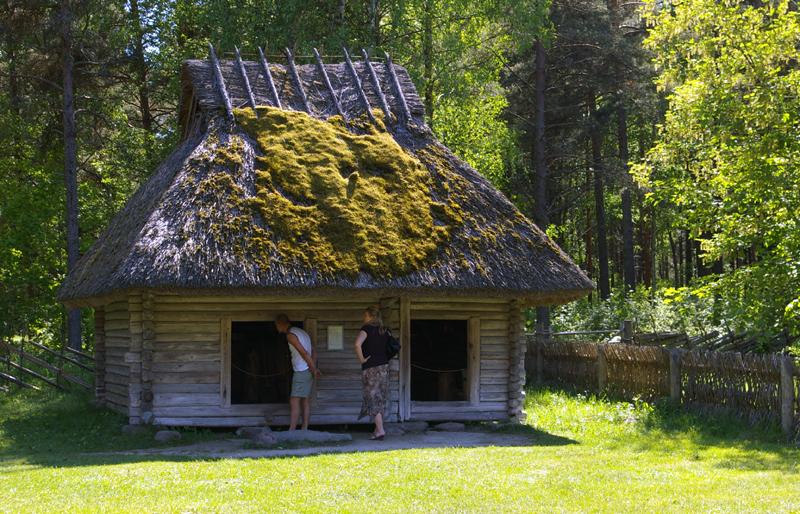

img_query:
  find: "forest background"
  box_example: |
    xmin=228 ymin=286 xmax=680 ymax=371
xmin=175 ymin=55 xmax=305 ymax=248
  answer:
xmin=1 ymin=0 xmax=798 ymax=352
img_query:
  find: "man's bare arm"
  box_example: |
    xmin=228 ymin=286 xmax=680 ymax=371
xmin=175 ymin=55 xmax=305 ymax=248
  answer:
xmin=287 ymin=333 xmax=321 ymax=376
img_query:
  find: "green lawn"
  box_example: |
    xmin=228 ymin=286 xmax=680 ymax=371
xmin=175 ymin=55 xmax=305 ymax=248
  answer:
xmin=1 ymin=388 xmax=798 ymax=513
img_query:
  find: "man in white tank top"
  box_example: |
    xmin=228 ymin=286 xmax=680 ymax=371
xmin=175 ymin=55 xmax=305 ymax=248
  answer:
xmin=275 ymin=314 xmax=321 ymax=430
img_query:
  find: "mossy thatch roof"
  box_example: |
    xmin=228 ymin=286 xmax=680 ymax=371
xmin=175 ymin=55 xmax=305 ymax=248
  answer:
xmin=58 ymin=56 xmax=592 ymax=307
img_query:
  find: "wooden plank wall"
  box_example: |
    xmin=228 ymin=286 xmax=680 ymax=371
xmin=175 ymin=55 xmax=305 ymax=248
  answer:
xmin=149 ymin=294 xmax=392 ymax=427
xmin=114 ymin=293 xmax=517 ymax=427
xmin=408 ymin=298 xmax=511 ymax=421
xmin=102 ymin=299 xmax=130 ymax=414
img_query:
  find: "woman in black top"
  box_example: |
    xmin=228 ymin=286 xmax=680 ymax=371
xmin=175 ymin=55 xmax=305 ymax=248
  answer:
xmin=354 ymin=305 xmax=390 ymax=440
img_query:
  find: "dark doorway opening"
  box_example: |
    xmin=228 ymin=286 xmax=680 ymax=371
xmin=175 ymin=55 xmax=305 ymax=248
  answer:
xmin=410 ymin=319 xmax=468 ymax=401
xmin=231 ymin=320 xmax=302 ymax=404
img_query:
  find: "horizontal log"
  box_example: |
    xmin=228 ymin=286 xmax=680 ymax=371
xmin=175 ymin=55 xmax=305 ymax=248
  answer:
xmin=156 ymin=302 xmax=369 ymax=312
xmin=410 ymin=311 xmax=507 ymax=320
xmin=410 ymin=401 xmax=507 ymax=413
xmin=152 ymin=414 xmax=399 ymax=427
xmin=105 ymin=393 xmax=128 ymax=409
xmin=154 ymin=416 xmax=267 ymax=427
xmin=154 ymin=341 xmax=220 ymax=352
xmin=480 ymin=384 xmax=509 ymax=393
xmin=104 ymin=337 xmax=130 ymax=349
xmin=104 ymin=320 xmax=130 ymax=331
xmin=409 ymin=411 xmax=508 ymax=421
xmin=410 ymin=304 xmax=508 ymax=313
xmin=154 ymin=393 xmax=221 ymax=407
xmin=153 ymin=383 xmax=220 ymax=394
xmin=481 ymin=360 xmax=510 ymax=370
xmin=156 ymin=295 xmax=381 ymax=304
xmin=103 ymin=310 xmax=129 ymax=321
xmin=480 ymin=320 xmax=508 ymax=330
xmin=152 ymin=361 xmax=219 ymax=373
xmin=152 ymin=372 xmax=219 ymax=384
xmin=155 ymin=322 xmax=220 ymax=334
xmin=153 ymin=351 xmax=220 ymax=363
xmin=480 ymin=392 xmax=508 ymax=402
xmin=105 ymin=382 xmax=128 ymax=396
xmin=155 ymin=333 xmax=221 ymax=343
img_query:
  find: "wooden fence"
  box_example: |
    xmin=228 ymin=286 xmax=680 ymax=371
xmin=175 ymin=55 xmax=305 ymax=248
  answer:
xmin=0 ymin=340 xmax=93 ymax=392
xmin=527 ymin=337 xmax=800 ymax=437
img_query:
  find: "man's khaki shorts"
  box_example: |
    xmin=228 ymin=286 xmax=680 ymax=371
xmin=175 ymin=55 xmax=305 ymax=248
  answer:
xmin=291 ymin=369 xmax=313 ymax=398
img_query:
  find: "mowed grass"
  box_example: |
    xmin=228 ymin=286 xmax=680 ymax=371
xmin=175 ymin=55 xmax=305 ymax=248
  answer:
xmin=1 ymin=388 xmax=798 ymax=513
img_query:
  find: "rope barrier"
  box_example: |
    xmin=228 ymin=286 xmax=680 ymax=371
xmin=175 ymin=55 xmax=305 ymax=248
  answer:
xmin=411 ymin=363 xmax=466 ymax=373
xmin=231 ymin=364 xmax=289 ymax=378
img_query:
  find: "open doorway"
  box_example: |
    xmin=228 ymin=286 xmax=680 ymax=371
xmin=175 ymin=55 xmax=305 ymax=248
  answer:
xmin=230 ymin=320 xmax=302 ymax=404
xmin=410 ymin=319 xmax=468 ymax=401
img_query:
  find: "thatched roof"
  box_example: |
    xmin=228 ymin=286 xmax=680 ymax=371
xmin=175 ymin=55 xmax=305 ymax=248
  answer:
xmin=59 ymin=50 xmax=593 ymax=307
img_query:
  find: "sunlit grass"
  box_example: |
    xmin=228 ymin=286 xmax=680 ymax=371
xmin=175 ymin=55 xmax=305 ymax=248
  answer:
xmin=0 ymin=388 xmax=798 ymax=513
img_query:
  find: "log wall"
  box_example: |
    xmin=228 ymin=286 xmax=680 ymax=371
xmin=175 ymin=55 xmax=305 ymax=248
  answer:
xmin=102 ymin=299 xmax=130 ymax=414
xmin=101 ymin=292 xmax=522 ymax=427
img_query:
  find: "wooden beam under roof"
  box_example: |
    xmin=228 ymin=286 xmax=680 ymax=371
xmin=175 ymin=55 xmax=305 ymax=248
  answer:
xmin=207 ymin=43 xmax=234 ymax=122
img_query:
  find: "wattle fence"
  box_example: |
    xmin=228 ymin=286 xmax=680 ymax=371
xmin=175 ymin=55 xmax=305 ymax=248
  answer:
xmin=526 ymin=337 xmax=800 ymax=438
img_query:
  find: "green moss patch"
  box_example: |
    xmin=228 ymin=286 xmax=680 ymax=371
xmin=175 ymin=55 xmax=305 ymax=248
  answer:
xmin=234 ymin=106 xmax=461 ymax=277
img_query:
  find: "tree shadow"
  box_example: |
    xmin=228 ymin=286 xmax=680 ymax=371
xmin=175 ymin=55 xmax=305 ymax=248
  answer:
xmin=618 ymin=398 xmax=800 ymax=473
xmin=0 ymin=389 xmax=576 ymax=469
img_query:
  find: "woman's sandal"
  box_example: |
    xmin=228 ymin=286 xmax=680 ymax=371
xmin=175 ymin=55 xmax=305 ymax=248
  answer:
xmin=369 ymin=433 xmax=385 ymax=441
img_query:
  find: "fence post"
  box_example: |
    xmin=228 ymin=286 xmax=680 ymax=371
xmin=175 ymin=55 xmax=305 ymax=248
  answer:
xmin=622 ymin=320 xmax=634 ymax=344
xmin=597 ymin=344 xmax=608 ymax=393
xmin=669 ymin=349 xmax=681 ymax=403
xmin=780 ymin=355 xmax=795 ymax=437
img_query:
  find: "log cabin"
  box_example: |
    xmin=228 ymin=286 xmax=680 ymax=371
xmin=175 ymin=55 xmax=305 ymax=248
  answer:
xmin=58 ymin=47 xmax=593 ymax=427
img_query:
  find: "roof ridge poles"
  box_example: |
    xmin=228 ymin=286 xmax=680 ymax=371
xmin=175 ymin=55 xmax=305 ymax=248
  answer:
xmin=284 ymin=47 xmax=311 ymax=113
xmin=208 ymin=43 xmax=234 ymax=123
xmin=257 ymin=46 xmax=282 ymax=109
xmin=343 ymin=47 xmax=376 ymax=124
xmin=312 ymin=48 xmax=347 ymax=124
xmin=234 ymin=46 xmax=258 ymax=116
xmin=361 ymin=48 xmax=392 ymax=121
xmin=383 ymin=52 xmax=412 ymax=123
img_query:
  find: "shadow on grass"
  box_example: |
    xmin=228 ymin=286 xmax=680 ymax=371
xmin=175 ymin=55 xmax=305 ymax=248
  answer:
xmin=0 ymin=389 xmax=575 ymax=469
xmin=634 ymin=399 xmax=800 ymax=472
xmin=537 ymin=386 xmax=800 ymax=473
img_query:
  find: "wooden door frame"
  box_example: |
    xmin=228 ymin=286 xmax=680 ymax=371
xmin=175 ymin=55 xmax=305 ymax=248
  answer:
xmin=402 ymin=309 xmax=481 ymax=420
xmin=220 ymin=313 xmax=317 ymax=410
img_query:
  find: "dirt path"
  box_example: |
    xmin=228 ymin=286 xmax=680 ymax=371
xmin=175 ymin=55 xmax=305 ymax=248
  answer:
xmin=105 ymin=431 xmax=538 ymax=459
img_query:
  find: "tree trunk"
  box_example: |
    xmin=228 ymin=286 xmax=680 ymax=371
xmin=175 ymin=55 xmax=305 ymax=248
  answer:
xmin=591 ymin=104 xmax=610 ymax=300
xmin=639 ymin=201 xmax=654 ymax=288
xmin=684 ymin=229 xmax=693 ymax=285
xmin=129 ymin=0 xmax=152 ymax=132
xmin=338 ymin=0 xmax=346 ymax=26
xmin=618 ymin=103 xmax=635 ymax=292
xmin=668 ymin=231 xmax=679 ymax=287
xmin=422 ymin=0 xmax=434 ymax=123
xmin=533 ymin=39 xmax=550 ymax=331
xmin=370 ymin=0 xmax=380 ymax=48
xmin=5 ymin=3 xmax=20 ymax=114
xmin=61 ymin=0 xmax=81 ymax=350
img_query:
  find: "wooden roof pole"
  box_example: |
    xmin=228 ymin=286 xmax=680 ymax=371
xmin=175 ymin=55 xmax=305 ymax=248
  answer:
xmin=343 ymin=47 xmax=376 ymax=123
xmin=361 ymin=48 xmax=392 ymax=121
xmin=313 ymin=48 xmax=347 ymax=123
xmin=284 ymin=47 xmax=310 ymax=113
xmin=234 ymin=46 xmax=257 ymax=115
xmin=383 ymin=52 xmax=412 ymax=123
xmin=257 ymin=47 xmax=282 ymax=109
xmin=208 ymin=43 xmax=234 ymax=122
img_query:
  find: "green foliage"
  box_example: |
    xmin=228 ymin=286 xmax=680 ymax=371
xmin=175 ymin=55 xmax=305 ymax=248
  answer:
xmin=433 ymin=93 xmax=520 ymax=189
xmin=551 ymin=284 xmax=719 ymax=336
xmin=635 ymin=0 xmax=800 ymax=337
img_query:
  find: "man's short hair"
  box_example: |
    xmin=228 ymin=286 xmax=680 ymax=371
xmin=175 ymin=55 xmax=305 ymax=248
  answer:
xmin=275 ymin=313 xmax=290 ymax=325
